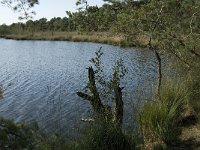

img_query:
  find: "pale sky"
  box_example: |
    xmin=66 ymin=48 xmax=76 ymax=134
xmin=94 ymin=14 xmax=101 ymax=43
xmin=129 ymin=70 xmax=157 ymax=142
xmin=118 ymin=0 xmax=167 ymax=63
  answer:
xmin=0 ymin=0 xmax=105 ymax=25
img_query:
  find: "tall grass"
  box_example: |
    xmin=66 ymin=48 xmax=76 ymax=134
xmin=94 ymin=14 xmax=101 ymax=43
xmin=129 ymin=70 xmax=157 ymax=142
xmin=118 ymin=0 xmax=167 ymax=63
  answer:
xmin=139 ymin=80 xmax=189 ymax=148
xmin=79 ymin=120 xmax=136 ymax=150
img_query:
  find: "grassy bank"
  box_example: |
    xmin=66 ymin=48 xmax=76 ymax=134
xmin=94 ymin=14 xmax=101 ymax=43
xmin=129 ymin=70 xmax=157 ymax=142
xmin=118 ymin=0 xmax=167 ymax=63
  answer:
xmin=0 ymin=31 xmax=149 ymax=47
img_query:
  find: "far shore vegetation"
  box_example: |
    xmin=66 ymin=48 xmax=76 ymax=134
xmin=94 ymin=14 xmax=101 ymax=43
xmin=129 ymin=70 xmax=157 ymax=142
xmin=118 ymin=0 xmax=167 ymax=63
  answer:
xmin=0 ymin=31 xmax=149 ymax=47
xmin=0 ymin=0 xmax=200 ymax=149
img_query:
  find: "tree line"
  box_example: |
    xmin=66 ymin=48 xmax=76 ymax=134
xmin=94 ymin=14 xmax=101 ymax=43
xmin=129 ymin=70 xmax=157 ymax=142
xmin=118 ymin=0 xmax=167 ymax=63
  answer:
xmin=1 ymin=0 xmax=200 ymax=69
xmin=0 ymin=1 xmax=149 ymax=34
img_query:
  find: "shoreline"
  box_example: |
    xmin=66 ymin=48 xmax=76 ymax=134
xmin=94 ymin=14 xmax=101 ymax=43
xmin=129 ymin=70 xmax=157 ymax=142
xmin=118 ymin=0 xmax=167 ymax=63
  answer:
xmin=0 ymin=31 xmax=148 ymax=48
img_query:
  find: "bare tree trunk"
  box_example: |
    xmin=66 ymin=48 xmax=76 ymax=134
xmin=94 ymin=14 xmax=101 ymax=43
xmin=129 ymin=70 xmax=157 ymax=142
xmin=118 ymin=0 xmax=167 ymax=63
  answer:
xmin=77 ymin=67 xmax=108 ymax=116
xmin=148 ymin=37 xmax=162 ymax=96
xmin=154 ymin=49 xmax=162 ymax=96
xmin=113 ymin=85 xmax=123 ymax=127
xmin=77 ymin=66 xmax=124 ymax=127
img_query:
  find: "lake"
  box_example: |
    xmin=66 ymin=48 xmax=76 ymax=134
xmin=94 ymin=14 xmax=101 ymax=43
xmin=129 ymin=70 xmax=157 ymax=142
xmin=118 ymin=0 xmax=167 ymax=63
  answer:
xmin=0 ymin=38 xmax=157 ymax=137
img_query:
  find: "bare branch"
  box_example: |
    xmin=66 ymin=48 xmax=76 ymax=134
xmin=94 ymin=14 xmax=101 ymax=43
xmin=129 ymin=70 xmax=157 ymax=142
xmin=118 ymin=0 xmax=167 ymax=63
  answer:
xmin=187 ymin=10 xmax=199 ymax=37
xmin=77 ymin=92 xmax=93 ymax=101
xmin=1 ymin=0 xmax=38 ymax=19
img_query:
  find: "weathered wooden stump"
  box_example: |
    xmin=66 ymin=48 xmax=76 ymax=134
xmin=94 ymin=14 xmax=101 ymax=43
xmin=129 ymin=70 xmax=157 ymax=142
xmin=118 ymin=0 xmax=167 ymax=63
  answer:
xmin=77 ymin=66 xmax=123 ymax=127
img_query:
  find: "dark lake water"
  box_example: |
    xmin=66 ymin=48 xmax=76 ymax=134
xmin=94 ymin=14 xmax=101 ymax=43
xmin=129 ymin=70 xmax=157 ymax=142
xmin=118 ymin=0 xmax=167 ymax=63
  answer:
xmin=0 ymin=38 xmax=158 ymax=137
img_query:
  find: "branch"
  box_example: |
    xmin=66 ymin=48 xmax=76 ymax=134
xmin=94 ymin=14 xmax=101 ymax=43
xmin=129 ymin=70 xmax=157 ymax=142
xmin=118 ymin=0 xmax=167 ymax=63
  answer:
xmin=167 ymin=48 xmax=191 ymax=68
xmin=148 ymin=4 xmax=164 ymax=48
xmin=151 ymin=5 xmax=164 ymax=34
xmin=190 ymin=47 xmax=200 ymax=58
xmin=76 ymin=92 xmax=93 ymax=101
xmin=187 ymin=10 xmax=199 ymax=37
xmin=1 ymin=0 xmax=38 ymax=19
xmin=156 ymin=34 xmax=200 ymax=59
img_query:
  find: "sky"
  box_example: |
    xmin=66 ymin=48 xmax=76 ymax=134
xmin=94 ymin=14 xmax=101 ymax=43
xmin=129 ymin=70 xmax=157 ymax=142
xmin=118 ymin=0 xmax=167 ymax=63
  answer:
xmin=0 ymin=0 xmax=105 ymax=25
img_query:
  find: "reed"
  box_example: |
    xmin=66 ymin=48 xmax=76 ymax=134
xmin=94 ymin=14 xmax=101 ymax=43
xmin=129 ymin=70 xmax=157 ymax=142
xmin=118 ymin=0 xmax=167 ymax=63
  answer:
xmin=1 ymin=31 xmax=149 ymax=47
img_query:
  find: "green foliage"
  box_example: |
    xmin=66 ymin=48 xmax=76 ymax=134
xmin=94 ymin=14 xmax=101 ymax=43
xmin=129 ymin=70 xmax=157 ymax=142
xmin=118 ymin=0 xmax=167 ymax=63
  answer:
xmin=0 ymin=24 xmax=11 ymax=35
xmin=139 ymin=81 xmax=189 ymax=146
xmin=111 ymin=58 xmax=127 ymax=84
xmin=89 ymin=47 xmax=105 ymax=85
xmin=88 ymin=48 xmax=127 ymax=100
xmin=0 ymin=1 xmax=121 ymax=33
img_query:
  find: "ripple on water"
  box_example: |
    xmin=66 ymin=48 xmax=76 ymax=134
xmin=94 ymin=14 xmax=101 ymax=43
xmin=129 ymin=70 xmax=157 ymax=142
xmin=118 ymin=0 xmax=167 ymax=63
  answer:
xmin=0 ymin=39 xmax=157 ymax=136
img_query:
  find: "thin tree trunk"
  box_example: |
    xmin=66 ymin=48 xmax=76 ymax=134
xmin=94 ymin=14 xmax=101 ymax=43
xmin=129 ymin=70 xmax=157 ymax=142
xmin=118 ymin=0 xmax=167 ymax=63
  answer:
xmin=113 ymin=85 xmax=123 ymax=127
xmin=77 ymin=67 xmax=107 ymax=115
xmin=154 ymin=49 xmax=162 ymax=96
xmin=148 ymin=37 xmax=162 ymax=96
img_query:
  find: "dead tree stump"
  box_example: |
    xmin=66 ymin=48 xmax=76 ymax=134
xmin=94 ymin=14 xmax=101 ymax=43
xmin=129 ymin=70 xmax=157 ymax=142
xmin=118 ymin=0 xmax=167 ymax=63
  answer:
xmin=77 ymin=66 xmax=124 ymax=127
